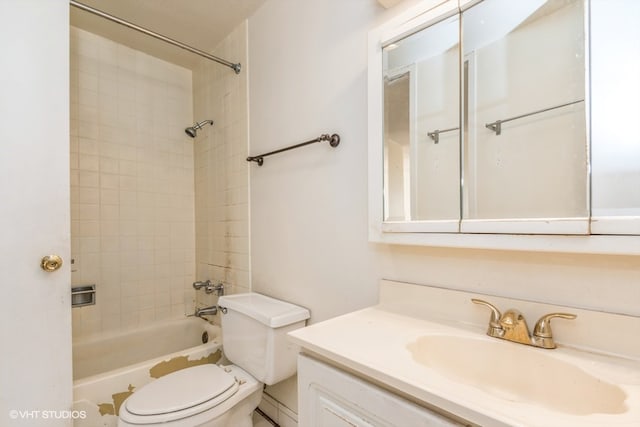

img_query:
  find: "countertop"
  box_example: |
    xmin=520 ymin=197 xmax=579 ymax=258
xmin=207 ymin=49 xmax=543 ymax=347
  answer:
xmin=288 ymin=281 xmax=640 ymax=427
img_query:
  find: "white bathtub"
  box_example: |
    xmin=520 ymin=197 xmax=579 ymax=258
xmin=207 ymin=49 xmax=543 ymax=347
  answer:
xmin=72 ymin=317 xmax=222 ymax=427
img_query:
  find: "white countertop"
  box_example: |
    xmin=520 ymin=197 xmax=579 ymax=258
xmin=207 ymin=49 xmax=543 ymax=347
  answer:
xmin=288 ymin=281 xmax=640 ymax=427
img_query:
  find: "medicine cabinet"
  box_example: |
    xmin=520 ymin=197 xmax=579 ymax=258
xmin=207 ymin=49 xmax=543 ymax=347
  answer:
xmin=368 ymin=0 xmax=640 ymax=254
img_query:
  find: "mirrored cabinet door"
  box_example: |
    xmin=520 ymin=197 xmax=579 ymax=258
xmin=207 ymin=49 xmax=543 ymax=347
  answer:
xmin=461 ymin=0 xmax=589 ymax=233
xmin=590 ymin=0 xmax=640 ymax=235
xmin=383 ymin=14 xmax=460 ymax=231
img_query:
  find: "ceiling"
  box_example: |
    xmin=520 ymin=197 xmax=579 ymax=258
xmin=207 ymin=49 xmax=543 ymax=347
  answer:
xmin=70 ymin=0 xmax=266 ymax=70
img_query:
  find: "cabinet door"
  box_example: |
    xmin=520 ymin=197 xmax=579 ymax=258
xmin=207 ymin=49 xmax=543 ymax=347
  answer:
xmin=313 ymin=393 xmax=378 ymax=427
xmin=298 ymin=354 xmax=465 ymax=427
xmin=590 ymin=0 xmax=640 ymax=235
xmin=382 ymin=13 xmax=461 ymax=230
xmin=461 ymin=0 xmax=589 ymax=234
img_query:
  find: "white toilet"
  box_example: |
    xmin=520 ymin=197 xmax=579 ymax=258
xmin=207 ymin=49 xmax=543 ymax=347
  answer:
xmin=118 ymin=293 xmax=310 ymax=427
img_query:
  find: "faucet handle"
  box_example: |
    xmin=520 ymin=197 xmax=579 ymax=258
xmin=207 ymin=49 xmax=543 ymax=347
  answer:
xmin=193 ymin=280 xmax=212 ymax=290
xmin=532 ymin=312 xmax=576 ymax=349
xmin=205 ymin=282 xmax=224 ymax=296
xmin=471 ymin=299 xmax=503 ymax=337
xmin=533 ymin=312 xmax=576 ymax=337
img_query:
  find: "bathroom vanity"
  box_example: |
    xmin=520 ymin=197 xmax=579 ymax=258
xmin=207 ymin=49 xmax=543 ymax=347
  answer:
xmin=289 ymin=281 xmax=640 ymax=426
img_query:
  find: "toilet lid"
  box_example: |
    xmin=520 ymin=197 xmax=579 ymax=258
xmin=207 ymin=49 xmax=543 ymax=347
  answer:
xmin=125 ymin=364 xmax=238 ymax=416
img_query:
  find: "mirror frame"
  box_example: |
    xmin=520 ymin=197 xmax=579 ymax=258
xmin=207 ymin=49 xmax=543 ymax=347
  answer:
xmin=368 ymin=0 xmax=640 ymax=255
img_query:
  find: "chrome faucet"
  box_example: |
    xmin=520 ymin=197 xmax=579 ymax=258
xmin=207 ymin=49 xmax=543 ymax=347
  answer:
xmin=194 ymin=305 xmax=218 ymax=317
xmin=192 ymin=280 xmax=225 ymax=296
xmin=472 ymin=299 xmax=576 ymax=349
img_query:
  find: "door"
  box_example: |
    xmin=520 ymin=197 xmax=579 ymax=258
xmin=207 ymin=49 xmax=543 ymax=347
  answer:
xmin=0 ymin=0 xmax=73 ymax=426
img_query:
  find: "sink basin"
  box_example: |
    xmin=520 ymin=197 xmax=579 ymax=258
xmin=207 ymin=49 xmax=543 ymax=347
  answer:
xmin=407 ymin=334 xmax=627 ymax=415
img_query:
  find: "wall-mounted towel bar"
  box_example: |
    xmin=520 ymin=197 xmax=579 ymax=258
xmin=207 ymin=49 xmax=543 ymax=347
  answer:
xmin=427 ymin=127 xmax=459 ymax=144
xmin=485 ymin=99 xmax=584 ymax=136
xmin=247 ymin=133 xmax=340 ymax=166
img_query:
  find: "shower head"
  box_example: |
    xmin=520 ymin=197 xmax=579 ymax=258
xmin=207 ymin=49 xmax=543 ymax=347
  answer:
xmin=185 ymin=120 xmax=214 ymax=138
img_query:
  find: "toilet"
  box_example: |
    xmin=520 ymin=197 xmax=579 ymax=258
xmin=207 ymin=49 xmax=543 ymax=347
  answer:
xmin=118 ymin=293 xmax=310 ymax=427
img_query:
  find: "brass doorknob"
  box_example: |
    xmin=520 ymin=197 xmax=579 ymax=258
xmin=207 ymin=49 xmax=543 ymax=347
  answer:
xmin=41 ymin=255 xmax=63 ymax=272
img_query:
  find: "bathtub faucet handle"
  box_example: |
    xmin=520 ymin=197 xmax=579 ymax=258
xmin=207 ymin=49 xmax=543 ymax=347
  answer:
xmin=193 ymin=280 xmax=212 ymax=290
xmin=205 ymin=282 xmax=224 ymax=296
xmin=193 ymin=280 xmax=224 ymax=296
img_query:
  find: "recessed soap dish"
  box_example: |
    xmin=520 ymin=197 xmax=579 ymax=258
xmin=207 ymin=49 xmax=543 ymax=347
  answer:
xmin=71 ymin=285 xmax=95 ymax=308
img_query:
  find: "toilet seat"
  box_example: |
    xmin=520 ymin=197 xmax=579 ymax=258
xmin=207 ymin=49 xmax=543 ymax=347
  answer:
xmin=120 ymin=364 xmax=239 ymax=424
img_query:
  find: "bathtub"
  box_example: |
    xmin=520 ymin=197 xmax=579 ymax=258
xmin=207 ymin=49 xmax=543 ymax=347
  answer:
xmin=72 ymin=317 xmax=222 ymax=427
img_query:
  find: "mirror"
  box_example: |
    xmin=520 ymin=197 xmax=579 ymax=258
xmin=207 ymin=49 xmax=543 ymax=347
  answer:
xmin=590 ymin=0 xmax=640 ymax=234
xmin=462 ymin=0 xmax=588 ymax=223
xmin=383 ymin=15 xmax=460 ymax=224
xmin=379 ymin=0 xmax=591 ymax=234
xmin=371 ymin=0 xmax=640 ymax=250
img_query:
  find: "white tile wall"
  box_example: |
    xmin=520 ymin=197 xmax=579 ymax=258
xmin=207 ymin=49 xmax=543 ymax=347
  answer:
xmin=192 ymin=22 xmax=250 ymax=310
xmin=70 ymin=27 xmax=195 ymax=337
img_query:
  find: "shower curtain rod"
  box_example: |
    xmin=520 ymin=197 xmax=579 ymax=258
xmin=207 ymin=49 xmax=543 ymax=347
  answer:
xmin=69 ymin=0 xmax=241 ymax=74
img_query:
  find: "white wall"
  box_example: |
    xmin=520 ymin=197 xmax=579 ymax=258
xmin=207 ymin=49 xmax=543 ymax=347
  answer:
xmin=248 ymin=0 xmax=640 ymax=416
xmin=69 ymin=28 xmax=195 ymax=337
xmin=249 ymin=0 xmax=389 ymax=323
xmin=0 ymin=0 xmax=72 ymax=425
xmin=248 ymin=0 xmax=390 ymax=413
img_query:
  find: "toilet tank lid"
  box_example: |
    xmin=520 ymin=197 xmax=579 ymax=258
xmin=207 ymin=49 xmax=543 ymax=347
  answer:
xmin=218 ymin=293 xmax=310 ymax=328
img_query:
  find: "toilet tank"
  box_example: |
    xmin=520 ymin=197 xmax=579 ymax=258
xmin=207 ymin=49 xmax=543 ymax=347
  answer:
xmin=218 ymin=293 xmax=310 ymax=385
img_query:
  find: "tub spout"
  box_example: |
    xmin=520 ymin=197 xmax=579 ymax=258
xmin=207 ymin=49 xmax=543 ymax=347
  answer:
xmin=194 ymin=305 xmax=218 ymax=317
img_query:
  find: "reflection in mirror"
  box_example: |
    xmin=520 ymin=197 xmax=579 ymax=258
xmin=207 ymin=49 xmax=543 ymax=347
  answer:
xmin=384 ymin=72 xmax=411 ymax=220
xmin=462 ymin=0 xmax=588 ymax=220
xmin=383 ymin=15 xmax=460 ymax=222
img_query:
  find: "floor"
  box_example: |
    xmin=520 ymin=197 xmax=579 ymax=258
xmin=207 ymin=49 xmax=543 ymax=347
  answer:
xmin=253 ymin=411 xmax=273 ymax=427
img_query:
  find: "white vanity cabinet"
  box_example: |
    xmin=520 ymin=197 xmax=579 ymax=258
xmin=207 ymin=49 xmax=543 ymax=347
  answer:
xmin=298 ymin=354 xmax=466 ymax=427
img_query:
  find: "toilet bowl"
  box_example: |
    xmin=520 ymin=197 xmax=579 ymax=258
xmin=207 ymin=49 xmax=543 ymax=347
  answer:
xmin=118 ymin=364 xmax=261 ymax=427
xmin=118 ymin=293 xmax=310 ymax=427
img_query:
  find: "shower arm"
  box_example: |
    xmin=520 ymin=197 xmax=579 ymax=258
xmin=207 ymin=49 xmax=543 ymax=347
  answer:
xmin=194 ymin=120 xmax=214 ymax=130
